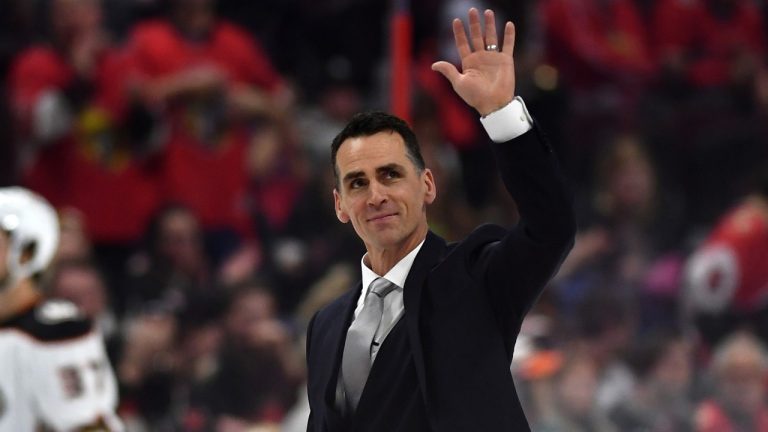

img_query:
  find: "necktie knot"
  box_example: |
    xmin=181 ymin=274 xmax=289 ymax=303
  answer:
xmin=369 ymin=277 xmax=397 ymax=298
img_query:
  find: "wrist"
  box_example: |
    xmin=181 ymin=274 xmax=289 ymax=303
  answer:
xmin=478 ymin=96 xmax=515 ymax=118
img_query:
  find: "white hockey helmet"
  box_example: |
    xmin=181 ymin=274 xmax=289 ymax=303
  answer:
xmin=0 ymin=187 xmax=60 ymax=283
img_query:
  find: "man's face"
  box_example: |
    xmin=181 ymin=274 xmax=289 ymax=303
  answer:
xmin=333 ymin=132 xmax=436 ymax=253
xmin=159 ymin=209 xmax=203 ymax=273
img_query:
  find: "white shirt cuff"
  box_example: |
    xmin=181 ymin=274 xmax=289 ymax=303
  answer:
xmin=479 ymin=96 xmax=533 ymax=143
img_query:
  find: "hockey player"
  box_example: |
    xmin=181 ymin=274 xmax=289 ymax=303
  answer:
xmin=0 ymin=187 xmax=122 ymax=431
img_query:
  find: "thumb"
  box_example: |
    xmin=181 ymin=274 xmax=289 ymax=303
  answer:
xmin=431 ymin=61 xmax=461 ymax=84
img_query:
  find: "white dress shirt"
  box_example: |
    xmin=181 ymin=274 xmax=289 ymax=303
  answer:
xmin=357 ymin=240 xmax=424 ymax=361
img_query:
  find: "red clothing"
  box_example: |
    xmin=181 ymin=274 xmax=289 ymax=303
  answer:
xmin=415 ymin=51 xmax=480 ymax=150
xmin=126 ymin=20 xmax=285 ymax=235
xmin=127 ymin=20 xmax=283 ymax=91
xmin=8 ymin=46 xmax=160 ymax=243
xmin=695 ymin=400 xmax=768 ymax=432
xmin=654 ymin=0 xmax=766 ymax=87
xmin=540 ymin=0 xmax=655 ymax=89
xmin=686 ymin=199 xmax=768 ymax=313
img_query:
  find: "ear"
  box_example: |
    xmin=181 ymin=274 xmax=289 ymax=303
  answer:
xmin=333 ymin=189 xmax=350 ymax=223
xmin=422 ymin=168 xmax=437 ymax=205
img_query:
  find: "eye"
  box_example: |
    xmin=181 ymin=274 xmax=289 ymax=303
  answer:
xmin=349 ymin=178 xmax=367 ymax=189
xmin=384 ymin=169 xmax=401 ymax=180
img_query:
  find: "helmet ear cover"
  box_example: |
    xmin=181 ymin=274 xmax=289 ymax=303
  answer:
xmin=0 ymin=188 xmax=60 ymax=286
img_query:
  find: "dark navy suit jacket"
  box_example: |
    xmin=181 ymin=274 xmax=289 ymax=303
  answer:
xmin=306 ymin=124 xmax=576 ymax=431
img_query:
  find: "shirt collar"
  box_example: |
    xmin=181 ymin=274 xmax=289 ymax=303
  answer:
xmin=360 ymin=239 xmax=426 ymax=295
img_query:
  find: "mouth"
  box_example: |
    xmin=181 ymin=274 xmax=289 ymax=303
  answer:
xmin=367 ymin=213 xmax=398 ymax=223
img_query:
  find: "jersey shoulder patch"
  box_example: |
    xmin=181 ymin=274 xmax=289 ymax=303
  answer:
xmin=1 ymin=300 xmax=93 ymax=342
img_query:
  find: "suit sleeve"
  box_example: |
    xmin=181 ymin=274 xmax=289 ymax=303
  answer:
xmin=470 ymin=122 xmax=575 ymax=330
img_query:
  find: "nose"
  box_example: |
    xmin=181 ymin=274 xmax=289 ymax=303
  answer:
xmin=366 ymin=181 xmax=388 ymax=207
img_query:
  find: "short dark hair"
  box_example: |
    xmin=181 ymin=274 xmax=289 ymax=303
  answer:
xmin=331 ymin=111 xmax=425 ymax=187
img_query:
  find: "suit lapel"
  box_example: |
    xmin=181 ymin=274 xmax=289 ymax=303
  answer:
xmin=403 ymin=231 xmax=446 ymax=407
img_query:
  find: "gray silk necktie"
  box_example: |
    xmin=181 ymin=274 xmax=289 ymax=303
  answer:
xmin=341 ymin=277 xmax=397 ymax=411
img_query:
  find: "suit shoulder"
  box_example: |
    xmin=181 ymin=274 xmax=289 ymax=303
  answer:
xmin=437 ymin=224 xmax=509 ymax=269
xmin=0 ymin=300 xmax=93 ymax=343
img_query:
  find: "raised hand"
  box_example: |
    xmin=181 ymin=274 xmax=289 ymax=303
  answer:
xmin=431 ymin=8 xmax=516 ymax=117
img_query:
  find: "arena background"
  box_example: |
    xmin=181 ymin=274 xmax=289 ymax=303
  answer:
xmin=2 ymin=0 xmax=768 ymax=430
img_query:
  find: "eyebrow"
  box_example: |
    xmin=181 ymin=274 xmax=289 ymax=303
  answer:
xmin=342 ymin=170 xmax=365 ymax=184
xmin=341 ymin=163 xmax=406 ymax=184
xmin=376 ymin=163 xmax=405 ymax=175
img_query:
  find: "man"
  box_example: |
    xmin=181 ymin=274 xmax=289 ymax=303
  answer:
xmin=0 ymin=187 xmax=122 ymax=431
xmin=305 ymin=8 xmax=575 ymax=431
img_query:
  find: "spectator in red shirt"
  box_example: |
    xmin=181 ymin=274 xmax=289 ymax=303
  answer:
xmin=654 ymin=0 xmax=766 ymax=89
xmin=540 ymin=0 xmax=655 ymax=92
xmin=684 ymin=169 xmax=768 ymax=346
xmin=7 ymin=0 xmax=160 ymax=243
xmin=125 ymin=0 xmax=295 ymax=241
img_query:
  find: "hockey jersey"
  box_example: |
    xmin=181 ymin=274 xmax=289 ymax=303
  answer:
xmin=0 ymin=300 xmax=122 ymax=431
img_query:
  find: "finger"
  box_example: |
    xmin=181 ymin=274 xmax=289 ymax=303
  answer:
xmin=502 ymin=21 xmax=516 ymax=57
xmin=431 ymin=61 xmax=461 ymax=84
xmin=452 ymin=18 xmax=471 ymax=59
xmin=468 ymin=8 xmax=484 ymax=52
xmin=484 ymin=9 xmax=498 ymax=50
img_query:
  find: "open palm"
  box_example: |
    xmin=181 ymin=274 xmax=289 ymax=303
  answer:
xmin=432 ymin=9 xmax=516 ymax=117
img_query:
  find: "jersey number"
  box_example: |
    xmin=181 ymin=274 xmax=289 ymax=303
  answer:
xmin=57 ymin=360 xmax=108 ymax=399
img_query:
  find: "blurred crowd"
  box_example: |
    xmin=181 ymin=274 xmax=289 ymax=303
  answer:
xmin=1 ymin=0 xmax=768 ymax=430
